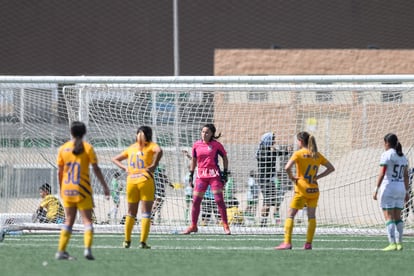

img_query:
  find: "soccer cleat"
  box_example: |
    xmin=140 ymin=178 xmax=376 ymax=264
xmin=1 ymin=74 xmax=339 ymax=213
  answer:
xmin=303 ymin=243 xmax=312 ymax=250
xmin=139 ymin=242 xmax=151 ymax=249
xmin=223 ymin=224 xmax=231 ymax=235
xmin=396 ymin=243 xmax=403 ymax=251
xmin=382 ymin=243 xmax=397 ymax=251
xmin=55 ymin=251 xmax=76 ymax=260
xmin=182 ymin=225 xmax=198 ymax=234
xmin=84 ymin=254 xmax=95 ymax=260
xmin=123 ymin=241 xmax=131 ymax=248
xmin=84 ymin=249 xmax=95 ymax=260
xmin=274 ymin=243 xmax=292 ymax=250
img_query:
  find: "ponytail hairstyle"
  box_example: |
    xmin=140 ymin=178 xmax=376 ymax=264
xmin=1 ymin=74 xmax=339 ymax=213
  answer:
xmin=384 ymin=133 xmax=403 ymax=156
xmin=71 ymin=121 xmax=86 ymax=155
xmin=203 ymin=123 xmax=221 ymax=141
xmin=136 ymin=126 xmax=153 ymax=147
xmin=297 ymin=131 xmax=318 ymax=158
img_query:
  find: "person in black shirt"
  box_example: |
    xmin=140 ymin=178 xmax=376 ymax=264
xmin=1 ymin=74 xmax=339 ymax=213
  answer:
xmin=256 ymin=132 xmax=290 ymax=226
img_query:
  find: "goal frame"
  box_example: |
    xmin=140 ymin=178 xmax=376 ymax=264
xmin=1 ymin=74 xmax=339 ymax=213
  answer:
xmin=1 ymin=74 xmax=414 ymax=235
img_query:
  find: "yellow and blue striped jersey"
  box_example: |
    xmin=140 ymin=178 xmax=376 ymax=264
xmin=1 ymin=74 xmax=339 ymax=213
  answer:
xmin=290 ymin=148 xmax=328 ymax=197
xmin=40 ymin=195 xmax=65 ymax=220
xmin=57 ymin=140 xmax=97 ymax=203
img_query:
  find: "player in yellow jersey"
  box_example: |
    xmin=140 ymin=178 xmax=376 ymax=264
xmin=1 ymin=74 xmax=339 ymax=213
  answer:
xmin=112 ymin=125 xmax=163 ymax=249
xmin=35 ymin=183 xmax=65 ymax=223
xmin=55 ymin=121 xmax=110 ymax=260
xmin=275 ymin=131 xmax=335 ymax=250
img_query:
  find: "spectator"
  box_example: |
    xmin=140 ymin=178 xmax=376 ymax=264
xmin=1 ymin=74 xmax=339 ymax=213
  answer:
xmin=244 ymin=170 xmax=259 ymax=220
xmin=256 ymin=132 xmax=289 ymax=226
xmin=107 ymin=171 xmax=123 ymax=224
xmin=151 ymin=165 xmax=173 ymax=224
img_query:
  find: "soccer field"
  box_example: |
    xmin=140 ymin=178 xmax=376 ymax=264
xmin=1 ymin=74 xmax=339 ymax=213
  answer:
xmin=0 ymin=233 xmax=413 ymax=276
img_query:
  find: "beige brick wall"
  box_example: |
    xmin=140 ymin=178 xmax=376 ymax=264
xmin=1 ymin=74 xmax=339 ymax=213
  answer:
xmin=214 ymin=49 xmax=414 ymax=75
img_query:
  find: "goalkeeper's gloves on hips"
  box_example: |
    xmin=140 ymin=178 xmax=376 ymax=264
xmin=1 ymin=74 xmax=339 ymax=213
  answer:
xmin=221 ymin=169 xmax=228 ymax=184
xmin=188 ymin=171 xmax=194 ymax=188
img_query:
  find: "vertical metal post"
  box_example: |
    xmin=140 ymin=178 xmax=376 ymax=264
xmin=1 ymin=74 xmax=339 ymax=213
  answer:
xmin=173 ymin=0 xmax=180 ymax=76
xmin=173 ymin=0 xmax=183 ymax=183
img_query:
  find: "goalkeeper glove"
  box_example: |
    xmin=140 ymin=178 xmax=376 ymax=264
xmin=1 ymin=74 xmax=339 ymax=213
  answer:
xmin=188 ymin=171 xmax=194 ymax=188
xmin=221 ymin=169 xmax=228 ymax=184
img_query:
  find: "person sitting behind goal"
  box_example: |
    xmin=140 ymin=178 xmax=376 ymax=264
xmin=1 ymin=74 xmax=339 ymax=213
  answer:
xmin=226 ymin=196 xmax=244 ymax=226
xmin=35 ymin=183 xmax=65 ymax=224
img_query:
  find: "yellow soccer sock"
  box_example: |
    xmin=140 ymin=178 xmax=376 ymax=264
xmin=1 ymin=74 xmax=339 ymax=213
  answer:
xmin=284 ymin=218 xmax=294 ymax=244
xmin=306 ymin=218 xmax=316 ymax=244
xmin=125 ymin=215 xmax=136 ymax=242
xmin=140 ymin=217 xmax=151 ymax=243
xmin=58 ymin=225 xmax=72 ymax=252
xmin=84 ymin=224 xmax=93 ymax=249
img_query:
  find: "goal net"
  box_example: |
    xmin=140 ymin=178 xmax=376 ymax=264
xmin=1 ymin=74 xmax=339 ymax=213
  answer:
xmin=1 ymin=75 xmax=414 ymax=235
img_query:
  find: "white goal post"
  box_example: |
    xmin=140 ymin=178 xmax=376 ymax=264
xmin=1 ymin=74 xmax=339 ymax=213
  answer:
xmin=1 ymin=75 xmax=414 ymax=235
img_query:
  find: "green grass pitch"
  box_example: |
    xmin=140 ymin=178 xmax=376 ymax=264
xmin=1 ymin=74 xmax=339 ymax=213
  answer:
xmin=1 ymin=233 xmax=413 ymax=276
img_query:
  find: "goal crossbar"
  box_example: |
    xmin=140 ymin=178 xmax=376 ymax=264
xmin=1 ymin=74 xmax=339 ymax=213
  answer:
xmin=1 ymin=74 xmax=414 ymax=84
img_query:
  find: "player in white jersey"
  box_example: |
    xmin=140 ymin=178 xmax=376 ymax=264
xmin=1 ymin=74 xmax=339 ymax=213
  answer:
xmin=373 ymin=133 xmax=409 ymax=251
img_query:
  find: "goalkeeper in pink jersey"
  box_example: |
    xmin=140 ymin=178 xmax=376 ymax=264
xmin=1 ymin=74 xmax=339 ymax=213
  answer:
xmin=183 ymin=123 xmax=231 ymax=235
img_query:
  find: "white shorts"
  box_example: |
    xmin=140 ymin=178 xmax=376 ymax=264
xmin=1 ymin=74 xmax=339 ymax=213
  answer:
xmin=380 ymin=184 xmax=406 ymax=210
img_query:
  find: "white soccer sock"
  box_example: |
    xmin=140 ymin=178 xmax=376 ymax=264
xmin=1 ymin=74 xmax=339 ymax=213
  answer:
xmin=395 ymin=220 xmax=403 ymax=243
xmin=386 ymin=221 xmax=396 ymax=243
